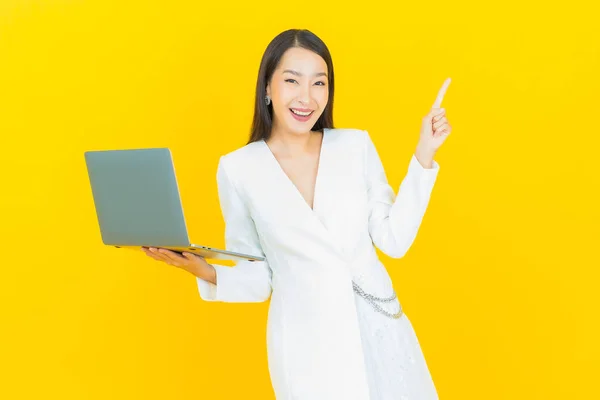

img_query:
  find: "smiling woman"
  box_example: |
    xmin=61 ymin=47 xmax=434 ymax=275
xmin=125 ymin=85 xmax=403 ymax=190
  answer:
xmin=144 ymin=28 xmax=449 ymax=400
xmin=248 ymin=31 xmax=335 ymax=144
xmin=273 ymin=63 xmax=328 ymax=123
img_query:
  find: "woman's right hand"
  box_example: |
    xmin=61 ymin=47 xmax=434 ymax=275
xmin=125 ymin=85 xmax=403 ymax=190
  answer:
xmin=142 ymin=247 xmax=216 ymax=284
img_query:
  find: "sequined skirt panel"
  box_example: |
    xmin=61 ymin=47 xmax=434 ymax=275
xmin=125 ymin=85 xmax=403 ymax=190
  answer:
xmin=353 ymin=291 xmax=439 ymax=400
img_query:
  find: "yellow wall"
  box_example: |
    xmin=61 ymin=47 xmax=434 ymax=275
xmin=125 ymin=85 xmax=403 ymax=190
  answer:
xmin=1 ymin=1 xmax=598 ymax=398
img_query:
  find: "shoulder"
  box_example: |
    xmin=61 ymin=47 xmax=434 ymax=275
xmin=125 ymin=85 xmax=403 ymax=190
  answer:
xmin=219 ymin=140 xmax=263 ymax=168
xmin=324 ymin=127 xmax=371 ymax=158
xmin=216 ymin=140 xmax=266 ymax=187
xmin=220 ymin=140 xmax=262 ymax=164
xmin=324 ymin=127 xmax=367 ymax=145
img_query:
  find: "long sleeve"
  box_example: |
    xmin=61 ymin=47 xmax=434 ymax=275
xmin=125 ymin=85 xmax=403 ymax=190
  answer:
xmin=363 ymin=130 xmax=440 ymax=258
xmin=196 ymin=156 xmax=273 ymax=303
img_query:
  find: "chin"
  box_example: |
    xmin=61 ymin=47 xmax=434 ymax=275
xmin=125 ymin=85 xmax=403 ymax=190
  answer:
xmin=289 ymin=118 xmax=320 ymax=133
xmin=291 ymin=126 xmax=313 ymax=134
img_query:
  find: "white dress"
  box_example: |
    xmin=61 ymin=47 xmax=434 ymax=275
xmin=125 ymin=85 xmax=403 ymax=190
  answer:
xmin=197 ymin=128 xmax=440 ymax=400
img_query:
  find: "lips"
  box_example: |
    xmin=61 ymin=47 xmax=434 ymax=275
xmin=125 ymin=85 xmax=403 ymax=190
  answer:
xmin=290 ymin=108 xmax=313 ymax=115
xmin=289 ymin=108 xmax=314 ymax=122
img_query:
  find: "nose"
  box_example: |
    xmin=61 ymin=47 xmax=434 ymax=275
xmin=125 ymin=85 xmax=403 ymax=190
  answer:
xmin=297 ymin=82 xmax=311 ymax=105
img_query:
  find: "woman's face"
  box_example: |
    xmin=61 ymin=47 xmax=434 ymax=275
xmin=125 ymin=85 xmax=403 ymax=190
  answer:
xmin=266 ymin=47 xmax=329 ymax=136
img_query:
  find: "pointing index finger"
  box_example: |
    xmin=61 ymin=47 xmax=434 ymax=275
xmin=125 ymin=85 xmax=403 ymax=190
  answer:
xmin=432 ymin=77 xmax=451 ymax=109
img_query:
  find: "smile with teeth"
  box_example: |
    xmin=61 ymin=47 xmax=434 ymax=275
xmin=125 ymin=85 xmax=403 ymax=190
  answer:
xmin=290 ymin=108 xmax=313 ymax=116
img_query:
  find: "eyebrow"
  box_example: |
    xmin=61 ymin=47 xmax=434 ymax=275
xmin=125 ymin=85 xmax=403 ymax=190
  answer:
xmin=282 ymin=69 xmax=328 ymax=78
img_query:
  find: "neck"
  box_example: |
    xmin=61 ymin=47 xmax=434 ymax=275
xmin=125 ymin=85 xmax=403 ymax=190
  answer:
xmin=267 ymin=125 xmax=318 ymax=156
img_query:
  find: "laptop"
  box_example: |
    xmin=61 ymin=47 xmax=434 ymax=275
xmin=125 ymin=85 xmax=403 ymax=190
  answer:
xmin=84 ymin=148 xmax=265 ymax=262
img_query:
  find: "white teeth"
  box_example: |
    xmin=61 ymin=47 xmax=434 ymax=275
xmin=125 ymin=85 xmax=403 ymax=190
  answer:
xmin=291 ymin=109 xmax=312 ymax=116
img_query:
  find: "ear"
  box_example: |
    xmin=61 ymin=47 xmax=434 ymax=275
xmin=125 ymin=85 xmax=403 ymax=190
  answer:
xmin=266 ymin=83 xmax=271 ymax=98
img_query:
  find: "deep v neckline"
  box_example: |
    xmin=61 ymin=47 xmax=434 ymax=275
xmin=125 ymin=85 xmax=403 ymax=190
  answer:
xmin=261 ymin=128 xmax=328 ymax=213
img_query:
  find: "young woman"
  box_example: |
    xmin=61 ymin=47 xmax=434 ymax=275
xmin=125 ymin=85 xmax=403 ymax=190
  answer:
xmin=143 ymin=29 xmax=451 ymax=400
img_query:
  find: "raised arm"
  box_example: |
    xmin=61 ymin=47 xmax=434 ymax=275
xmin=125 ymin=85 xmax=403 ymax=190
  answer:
xmin=196 ymin=156 xmax=273 ymax=302
xmin=364 ymin=130 xmax=440 ymax=258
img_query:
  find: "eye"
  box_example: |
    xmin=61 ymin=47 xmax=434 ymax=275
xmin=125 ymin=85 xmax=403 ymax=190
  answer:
xmin=285 ymin=79 xmax=298 ymax=84
xmin=315 ymin=81 xmax=326 ymax=86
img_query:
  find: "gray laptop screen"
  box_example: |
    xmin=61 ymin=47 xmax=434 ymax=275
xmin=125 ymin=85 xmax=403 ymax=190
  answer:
xmin=84 ymin=148 xmax=190 ymax=247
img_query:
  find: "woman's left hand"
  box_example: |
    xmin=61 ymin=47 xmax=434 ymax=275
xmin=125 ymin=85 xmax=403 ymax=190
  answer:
xmin=417 ymin=78 xmax=453 ymax=158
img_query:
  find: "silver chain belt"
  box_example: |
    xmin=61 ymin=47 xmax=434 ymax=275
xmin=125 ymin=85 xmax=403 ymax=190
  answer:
xmin=352 ymin=280 xmax=403 ymax=319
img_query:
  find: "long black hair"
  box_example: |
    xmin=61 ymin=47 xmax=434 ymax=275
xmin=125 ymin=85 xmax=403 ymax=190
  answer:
xmin=248 ymin=29 xmax=335 ymax=144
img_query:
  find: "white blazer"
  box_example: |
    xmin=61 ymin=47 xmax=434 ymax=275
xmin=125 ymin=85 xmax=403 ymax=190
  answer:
xmin=197 ymin=127 xmax=440 ymax=399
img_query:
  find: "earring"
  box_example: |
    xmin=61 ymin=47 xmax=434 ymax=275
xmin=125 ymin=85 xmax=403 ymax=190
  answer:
xmin=265 ymin=95 xmax=271 ymax=106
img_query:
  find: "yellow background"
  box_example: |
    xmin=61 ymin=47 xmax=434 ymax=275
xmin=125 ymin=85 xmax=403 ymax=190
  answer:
xmin=1 ymin=1 xmax=598 ymax=398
